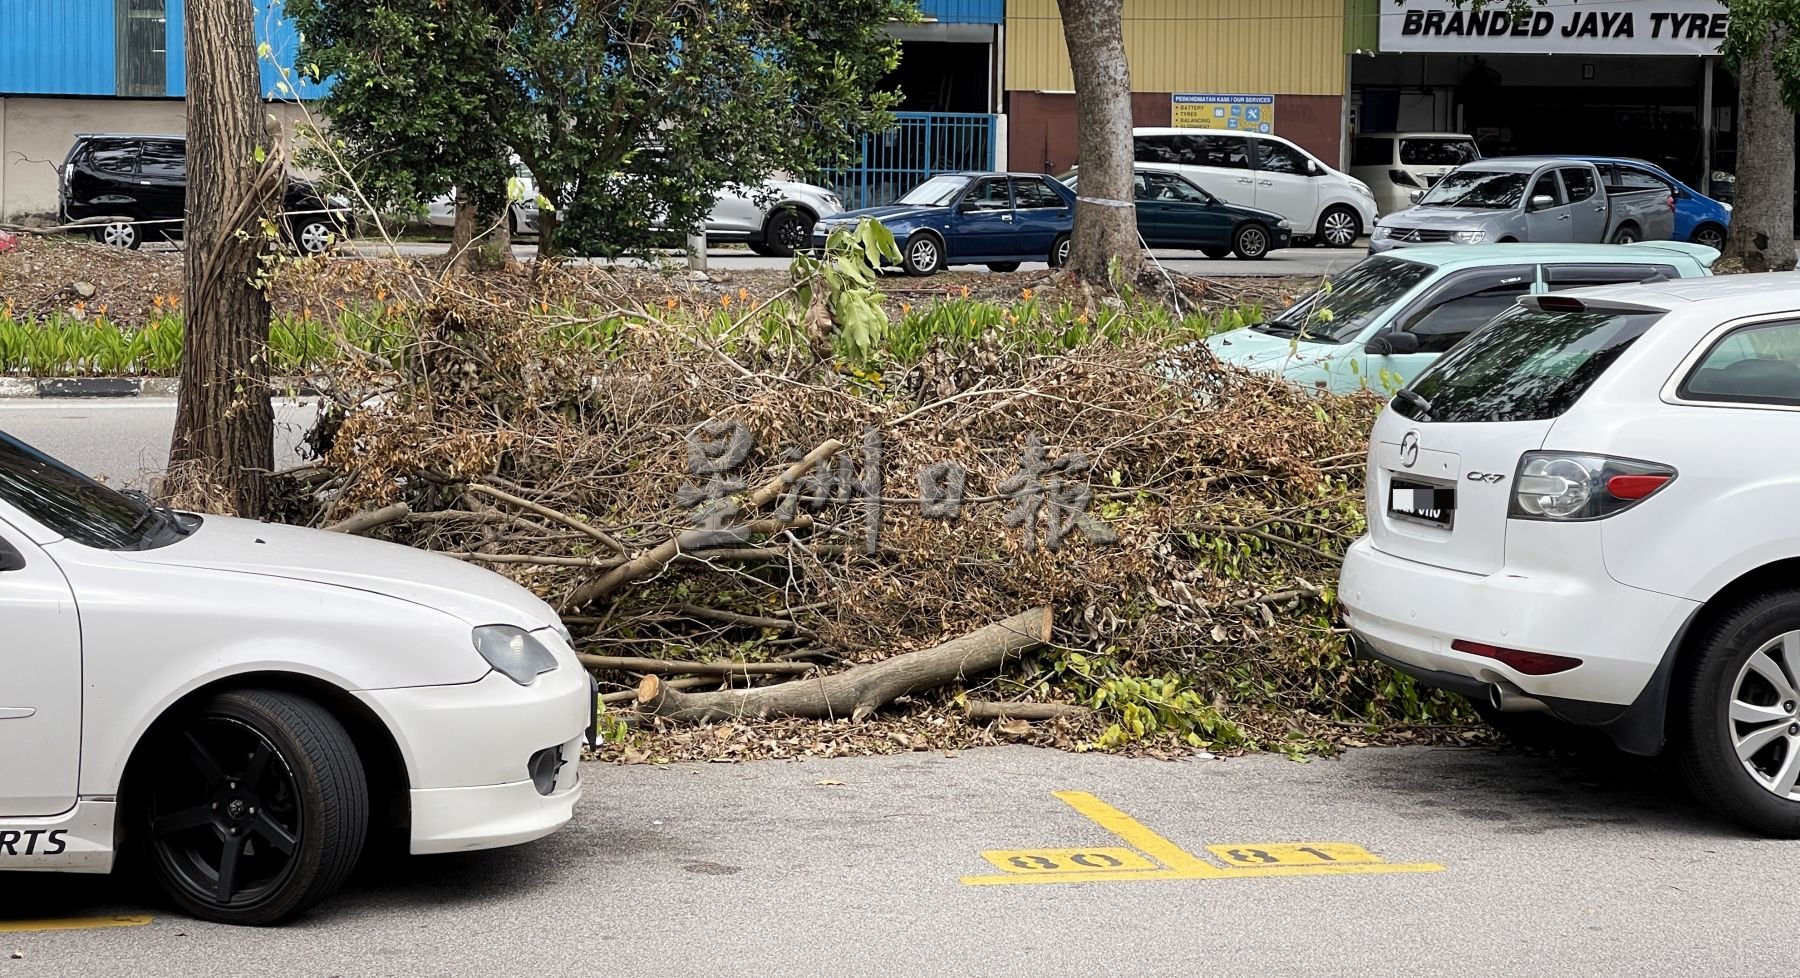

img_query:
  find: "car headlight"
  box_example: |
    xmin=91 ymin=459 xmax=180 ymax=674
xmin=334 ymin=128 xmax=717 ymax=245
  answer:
xmin=472 ymin=625 xmax=560 ymax=685
xmin=1277 ymin=219 xmax=1291 ymax=229
xmin=1352 ymin=182 xmax=1375 ymax=199
xmin=1373 ymin=226 xmax=1392 ymax=240
xmin=1452 ymin=229 xmax=1486 ymax=244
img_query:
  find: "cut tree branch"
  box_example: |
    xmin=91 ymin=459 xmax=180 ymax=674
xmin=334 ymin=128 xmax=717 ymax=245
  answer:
xmin=577 ymin=655 xmax=818 ymax=678
xmin=562 ymin=515 xmax=813 ymax=610
xmin=634 ymin=606 xmax=1053 ymax=723
xmin=323 ymin=502 xmax=411 ymax=535
xmin=965 ymin=701 xmax=1091 ymax=721
xmin=467 ymin=482 xmax=628 ymax=555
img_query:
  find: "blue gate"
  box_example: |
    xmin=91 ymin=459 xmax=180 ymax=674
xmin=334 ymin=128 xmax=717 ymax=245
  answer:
xmin=823 ymin=112 xmax=997 ymax=211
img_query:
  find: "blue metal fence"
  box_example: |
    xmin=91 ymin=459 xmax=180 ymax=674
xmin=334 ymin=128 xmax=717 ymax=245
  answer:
xmin=823 ymin=112 xmax=997 ymax=210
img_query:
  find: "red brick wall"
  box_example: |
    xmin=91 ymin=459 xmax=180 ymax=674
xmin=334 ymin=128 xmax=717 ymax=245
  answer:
xmin=1007 ymin=91 xmax=1343 ymax=175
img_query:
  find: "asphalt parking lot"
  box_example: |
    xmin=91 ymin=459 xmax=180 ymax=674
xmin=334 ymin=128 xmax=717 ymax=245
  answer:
xmin=2 ymin=744 xmax=1792 ymax=978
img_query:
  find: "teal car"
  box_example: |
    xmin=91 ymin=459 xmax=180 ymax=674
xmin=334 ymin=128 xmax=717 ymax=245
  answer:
xmin=1204 ymin=241 xmax=1719 ymax=393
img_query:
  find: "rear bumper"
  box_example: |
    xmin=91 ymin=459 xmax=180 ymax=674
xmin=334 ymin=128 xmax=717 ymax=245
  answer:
xmin=1339 ymin=536 xmax=1698 ymax=707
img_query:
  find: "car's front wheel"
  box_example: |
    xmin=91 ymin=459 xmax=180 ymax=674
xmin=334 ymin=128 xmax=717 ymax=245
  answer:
xmin=95 ymin=221 xmax=141 ymax=250
xmin=1677 ymin=592 xmax=1800 ymax=837
xmin=1691 ymin=222 xmax=1726 ymax=251
xmin=291 ymin=219 xmax=337 ymax=256
xmin=1316 ymin=206 xmax=1361 ymax=248
xmin=760 ymin=208 xmax=814 ymax=259
xmin=1232 ymin=223 xmax=1272 ymax=260
xmin=1200 ymin=246 xmax=1231 ymax=260
xmin=902 ymin=232 xmax=943 ymax=276
xmin=142 ymin=689 xmax=369 ymax=924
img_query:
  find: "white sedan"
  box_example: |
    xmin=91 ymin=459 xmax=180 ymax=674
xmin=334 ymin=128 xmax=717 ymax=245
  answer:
xmin=0 ymin=431 xmax=592 ymax=924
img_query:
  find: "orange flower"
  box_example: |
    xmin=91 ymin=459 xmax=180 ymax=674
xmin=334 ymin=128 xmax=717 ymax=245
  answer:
xmin=1005 ymin=312 xmax=1018 ymax=324
xmin=97 ymin=304 xmax=107 ymax=315
xmin=376 ymin=288 xmax=387 ymax=302
xmin=539 ymin=300 xmax=550 ymax=314
xmin=720 ymin=294 xmax=733 ymax=309
xmin=664 ymin=297 xmax=678 ymax=311
xmin=737 ymin=287 xmax=750 ymax=303
xmin=1076 ymin=313 xmax=1089 ymax=325
xmin=959 ymin=285 xmax=970 ymax=298
xmin=152 ymin=295 xmax=165 ymax=310
xmin=334 ymin=299 xmax=346 ymax=311
xmin=900 ymin=302 xmax=911 ymax=315
xmin=1021 ymin=288 xmax=1034 ymax=300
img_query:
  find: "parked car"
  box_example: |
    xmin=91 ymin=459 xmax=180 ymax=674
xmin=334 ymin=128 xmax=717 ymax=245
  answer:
xmin=0 ymin=427 xmax=592 ymax=923
xmin=703 ymin=179 xmax=844 ymax=257
xmin=1348 ymin=132 xmax=1482 ymax=215
xmin=1205 ymin=242 xmax=1717 ymax=393
xmin=811 ymin=172 xmax=1075 ymax=276
xmin=1339 ymin=273 xmax=1800 ymax=836
xmin=60 ymin=133 xmax=351 ymax=254
xmin=1371 ymin=158 xmax=1675 ymax=252
xmin=1521 ymin=156 xmax=1732 ymax=251
xmin=425 ymin=161 xmax=541 ymax=236
xmin=1131 ymin=128 xmax=1378 ymax=248
xmin=1061 ymin=165 xmax=1292 ymax=259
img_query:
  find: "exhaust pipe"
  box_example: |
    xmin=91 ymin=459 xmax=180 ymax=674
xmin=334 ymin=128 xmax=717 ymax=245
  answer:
xmin=1345 ymin=634 xmax=1364 ymax=659
xmin=1488 ymin=681 xmax=1549 ymax=714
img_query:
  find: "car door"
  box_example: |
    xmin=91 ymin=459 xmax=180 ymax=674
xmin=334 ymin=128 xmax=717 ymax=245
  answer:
xmin=1559 ymin=166 xmax=1606 ymax=242
xmin=707 ymin=183 xmax=766 ymax=236
xmin=1364 ymin=265 xmax=1536 ymax=388
xmin=134 ymin=138 xmax=189 ymax=233
xmin=1184 ymin=133 xmax=1256 ymax=208
xmin=0 ymin=521 xmax=82 ymax=817
xmin=65 ymin=139 xmax=141 ymax=219
xmin=1009 ymin=176 xmax=1070 ymax=257
xmin=1250 ymin=138 xmax=1321 ymax=230
xmin=1524 ymin=170 xmax=1573 ymax=242
xmin=1141 ymin=171 xmax=1232 ymax=249
xmin=949 ymin=176 xmax=1016 ymax=260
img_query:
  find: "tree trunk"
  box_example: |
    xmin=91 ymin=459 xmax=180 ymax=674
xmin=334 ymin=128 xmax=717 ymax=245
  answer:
xmin=448 ymin=192 xmax=477 ymax=270
xmin=1055 ymin=0 xmax=1140 ymax=284
xmin=633 ymin=607 xmax=1053 ymax=723
xmin=1725 ymin=29 xmax=1797 ymax=273
xmin=169 ymin=0 xmax=277 ymax=516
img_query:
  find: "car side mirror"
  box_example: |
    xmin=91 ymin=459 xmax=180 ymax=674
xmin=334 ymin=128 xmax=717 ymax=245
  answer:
xmin=957 ymin=201 xmax=981 ymax=213
xmin=0 ymin=539 xmax=25 ymax=573
xmin=1306 ymin=159 xmax=1322 ymax=176
xmin=1408 ymin=190 xmax=1424 ymax=205
xmin=1365 ymin=332 xmax=1421 ymax=356
xmin=1529 ymin=194 xmax=1556 ymax=211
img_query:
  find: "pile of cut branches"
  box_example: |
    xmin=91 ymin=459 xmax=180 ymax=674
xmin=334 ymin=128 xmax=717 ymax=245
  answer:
xmin=279 ymin=284 xmax=1472 ymax=759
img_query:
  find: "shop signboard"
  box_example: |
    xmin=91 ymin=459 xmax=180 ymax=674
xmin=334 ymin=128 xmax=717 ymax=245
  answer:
xmin=1170 ymin=94 xmax=1275 ymax=134
xmin=1380 ymin=0 xmax=1728 ymax=56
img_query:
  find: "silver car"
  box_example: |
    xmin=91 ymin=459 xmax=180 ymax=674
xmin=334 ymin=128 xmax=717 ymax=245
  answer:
xmin=1371 ymin=158 xmax=1675 ymax=253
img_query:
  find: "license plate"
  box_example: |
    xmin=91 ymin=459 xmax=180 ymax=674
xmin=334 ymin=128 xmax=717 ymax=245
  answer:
xmin=1389 ymin=478 xmax=1455 ymax=528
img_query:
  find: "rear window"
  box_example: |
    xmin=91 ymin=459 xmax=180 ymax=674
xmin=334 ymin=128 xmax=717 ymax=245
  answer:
xmin=1399 ymin=138 xmax=1479 ymax=167
xmin=1393 ymin=307 xmax=1665 ymax=422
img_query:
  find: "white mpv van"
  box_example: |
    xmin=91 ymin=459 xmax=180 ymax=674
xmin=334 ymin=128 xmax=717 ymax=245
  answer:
xmin=1348 ymin=132 xmax=1483 ymax=216
xmin=1340 ymin=274 xmax=1800 ymax=836
xmin=1132 ymin=127 xmax=1378 ymax=248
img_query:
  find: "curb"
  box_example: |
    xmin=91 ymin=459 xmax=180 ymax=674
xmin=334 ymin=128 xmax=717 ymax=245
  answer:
xmin=0 ymin=379 xmax=319 ymax=399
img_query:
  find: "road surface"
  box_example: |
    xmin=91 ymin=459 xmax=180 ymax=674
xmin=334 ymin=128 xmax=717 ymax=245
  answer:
xmin=0 ymin=744 xmax=1785 ymax=977
xmin=0 ymin=398 xmax=320 ymax=488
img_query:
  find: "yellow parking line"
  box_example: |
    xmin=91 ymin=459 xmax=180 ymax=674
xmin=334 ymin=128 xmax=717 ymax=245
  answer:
xmin=0 ymin=914 xmax=153 ymax=934
xmin=1050 ymin=791 xmax=1222 ymax=876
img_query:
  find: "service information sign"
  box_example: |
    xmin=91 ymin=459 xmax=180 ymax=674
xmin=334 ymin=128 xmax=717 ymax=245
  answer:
xmin=1380 ymin=0 xmax=1728 ymax=56
xmin=1171 ymin=94 xmax=1275 ymax=134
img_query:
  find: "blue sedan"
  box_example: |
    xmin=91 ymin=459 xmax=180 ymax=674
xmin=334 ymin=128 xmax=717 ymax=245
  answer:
xmin=1519 ymin=155 xmax=1730 ymax=250
xmin=811 ymin=172 xmax=1075 ymax=275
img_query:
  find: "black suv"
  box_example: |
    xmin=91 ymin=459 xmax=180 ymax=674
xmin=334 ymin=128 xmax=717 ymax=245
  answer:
xmin=60 ymin=133 xmax=351 ymax=253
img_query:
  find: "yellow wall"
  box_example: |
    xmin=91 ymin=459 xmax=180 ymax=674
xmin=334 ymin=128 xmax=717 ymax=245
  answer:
xmin=1006 ymin=0 xmax=1346 ymax=96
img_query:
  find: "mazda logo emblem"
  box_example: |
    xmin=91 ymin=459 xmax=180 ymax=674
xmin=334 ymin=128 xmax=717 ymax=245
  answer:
xmin=1399 ymin=431 xmax=1420 ymax=468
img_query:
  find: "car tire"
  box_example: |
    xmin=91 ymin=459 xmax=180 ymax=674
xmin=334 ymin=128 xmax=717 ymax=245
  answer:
xmin=1049 ymin=233 xmax=1072 ymax=268
xmin=1316 ymin=206 xmax=1361 ymax=249
xmin=1611 ymin=223 xmax=1642 ymax=245
xmin=141 ymin=689 xmax=370 ymax=925
xmin=1200 ymin=246 xmax=1231 ymax=260
xmin=1691 ymin=222 xmax=1726 ymax=251
xmin=902 ymin=232 xmax=943 ymax=276
xmin=291 ymin=219 xmax=336 ymax=256
xmin=747 ymin=242 xmax=781 ymax=258
xmin=760 ymin=208 xmax=814 ymax=259
xmin=1232 ymin=223 xmax=1272 ymax=260
xmin=986 ymin=262 xmax=1021 ymax=273
xmin=1675 ymin=591 xmax=1800 ymax=837
xmin=96 ymin=221 xmax=141 ymax=250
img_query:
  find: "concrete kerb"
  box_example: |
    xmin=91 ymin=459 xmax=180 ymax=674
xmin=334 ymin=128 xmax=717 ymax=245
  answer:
xmin=0 ymin=379 xmax=320 ymax=399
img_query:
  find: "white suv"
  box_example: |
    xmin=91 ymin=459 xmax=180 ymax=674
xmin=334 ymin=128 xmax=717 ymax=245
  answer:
xmin=1132 ymin=128 xmax=1377 ymax=247
xmin=1340 ymin=274 xmax=1800 ymax=836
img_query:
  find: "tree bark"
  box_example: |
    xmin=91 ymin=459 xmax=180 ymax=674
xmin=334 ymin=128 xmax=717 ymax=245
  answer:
xmin=1055 ymin=0 xmax=1140 ymax=284
xmin=965 ymin=701 xmax=1090 ymax=721
xmin=448 ymin=192 xmax=477 ymax=270
xmin=576 ymin=655 xmax=818 ymax=678
xmin=634 ymin=607 xmax=1054 ymax=723
xmin=1725 ymin=28 xmax=1797 ymax=273
xmin=169 ymin=0 xmax=278 ymax=516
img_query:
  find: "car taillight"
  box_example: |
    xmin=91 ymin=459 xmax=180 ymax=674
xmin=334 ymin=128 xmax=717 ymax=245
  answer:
xmin=1508 ymin=452 xmax=1676 ymax=521
xmin=1389 ymin=169 xmax=1421 ymax=188
xmin=1452 ymin=640 xmax=1583 ymax=675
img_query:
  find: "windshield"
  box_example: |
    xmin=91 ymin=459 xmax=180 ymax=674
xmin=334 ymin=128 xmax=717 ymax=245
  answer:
xmin=1394 ymin=307 xmax=1665 ymax=423
xmin=1400 ymin=138 xmax=1480 ymax=167
xmin=0 ymin=431 xmax=183 ymax=550
xmin=1416 ymin=170 xmax=1528 ymax=209
xmin=898 ymin=175 xmax=971 ymax=207
xmin=1255 ymin=256 xmax=1436 ymax=344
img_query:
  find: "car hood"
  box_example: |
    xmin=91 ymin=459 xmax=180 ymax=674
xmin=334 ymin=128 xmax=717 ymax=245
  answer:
xmin=1379 ymin=206 xmax=1507 ymax=228
xmin=769 ymin=179 xmax=835 ymax=199
xmin=116 ymin=515 xmax=562 ymax=629
xmin=826 ymin=204 xmax=943 ymax=226
xmin=1204 ymin=326 xmax=1349 ymax=373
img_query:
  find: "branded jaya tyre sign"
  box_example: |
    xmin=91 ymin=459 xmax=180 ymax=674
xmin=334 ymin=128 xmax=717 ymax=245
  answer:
xmin=1380 ymin=0 xmax=1728 ymax=56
